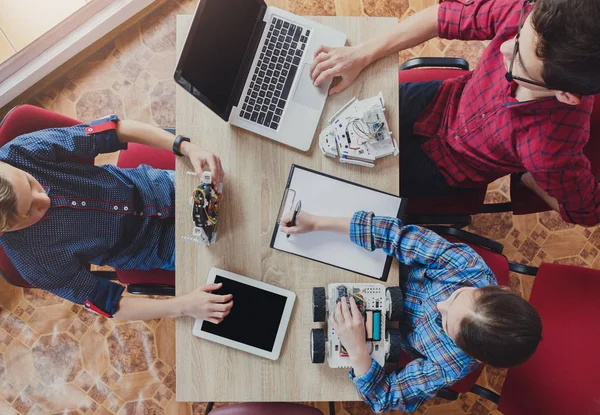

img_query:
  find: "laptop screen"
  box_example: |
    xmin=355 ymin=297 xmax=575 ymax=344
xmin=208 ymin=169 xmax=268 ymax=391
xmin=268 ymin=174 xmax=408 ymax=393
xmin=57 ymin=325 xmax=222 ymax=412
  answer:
xmin=176 ymin=0 xmax=265 ymax=119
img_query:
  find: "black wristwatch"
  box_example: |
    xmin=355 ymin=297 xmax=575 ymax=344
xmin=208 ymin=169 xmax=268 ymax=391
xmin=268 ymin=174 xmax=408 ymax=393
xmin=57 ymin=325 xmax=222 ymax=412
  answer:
xmin=172 ymin=135 xmax=190 ymax=157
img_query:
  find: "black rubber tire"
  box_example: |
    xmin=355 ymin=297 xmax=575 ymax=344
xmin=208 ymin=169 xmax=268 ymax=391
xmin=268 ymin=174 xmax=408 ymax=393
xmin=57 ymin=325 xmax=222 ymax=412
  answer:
xmin=310 ymin=328 xmax=326 ymax=364
xmin=386 ymin=287 xmax=404 ymax=322
xmin=386 ymin=329 xmax=403 ymax=363
xmin=312 ymin=287 xmax=326 ymax=322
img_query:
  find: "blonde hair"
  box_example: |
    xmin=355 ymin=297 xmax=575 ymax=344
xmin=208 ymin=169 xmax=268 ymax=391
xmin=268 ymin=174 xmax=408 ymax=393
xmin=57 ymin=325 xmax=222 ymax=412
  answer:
xmin=0 ymin=174 xmax=19 ymax=232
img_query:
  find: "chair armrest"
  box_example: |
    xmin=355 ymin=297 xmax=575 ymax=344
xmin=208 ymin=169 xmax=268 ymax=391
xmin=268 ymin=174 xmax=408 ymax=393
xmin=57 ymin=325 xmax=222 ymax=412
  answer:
xmin=91 ymin=270 xmax=118 ymax=280
xmin=509 ymin=261 xmax=539 ymax=276
xmin=427 ymin=225 xmax=504 ymax=254
xmin=400 ymin=57 xmax=469 ymax=71
xmin=436 ymin=388 xmax=459 ymax=401
xmin=469 ymin=384 xmax=500 ymax=404
xmin=404 ymin=214 xmax=472 ymax=229
xmin=126 ymin=284 xmax=175 ymax=296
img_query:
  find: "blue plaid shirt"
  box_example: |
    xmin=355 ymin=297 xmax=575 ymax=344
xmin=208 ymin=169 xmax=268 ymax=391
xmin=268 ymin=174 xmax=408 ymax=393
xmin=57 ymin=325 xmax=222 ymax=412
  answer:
xmin=349 ymin=211 xmax=497 ymax=413
xmin=0 ymin=116 xmax=175 ymax=316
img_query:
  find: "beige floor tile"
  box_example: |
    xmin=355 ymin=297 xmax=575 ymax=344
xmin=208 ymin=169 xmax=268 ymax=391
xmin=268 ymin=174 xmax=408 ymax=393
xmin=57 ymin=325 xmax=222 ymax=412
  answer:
xmin=0 ymin=0 xmax=87 ymax=51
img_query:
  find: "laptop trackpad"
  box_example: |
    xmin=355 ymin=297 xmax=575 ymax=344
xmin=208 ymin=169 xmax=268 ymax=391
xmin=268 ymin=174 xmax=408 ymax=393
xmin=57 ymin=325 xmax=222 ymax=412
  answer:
xmin=292 ymin=64 xmax=328 ymax=110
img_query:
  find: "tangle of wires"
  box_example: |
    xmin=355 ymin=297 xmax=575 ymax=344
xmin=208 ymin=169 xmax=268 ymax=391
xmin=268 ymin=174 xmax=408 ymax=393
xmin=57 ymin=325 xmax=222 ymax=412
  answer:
xmin=347 ymin=117 xmax=384 ymax=147
xmin=192 ymin=185 xmax=221 ymax=225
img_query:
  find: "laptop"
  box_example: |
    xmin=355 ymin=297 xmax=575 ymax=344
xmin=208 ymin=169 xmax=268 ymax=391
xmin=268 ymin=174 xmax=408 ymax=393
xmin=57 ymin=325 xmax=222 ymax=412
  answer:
xmin=174 ymin=0 xmax=347 ymax=151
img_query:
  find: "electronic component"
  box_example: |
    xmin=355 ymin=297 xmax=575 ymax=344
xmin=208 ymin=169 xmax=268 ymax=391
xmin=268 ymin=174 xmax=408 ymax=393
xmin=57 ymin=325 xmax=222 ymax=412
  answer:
xmin=372 ymin=311 xmax=381 ymax=341
xmin=318 ymin=92 xmax=398 ymax=168
xmin=182 ymin=171 xmax=223 ymax=246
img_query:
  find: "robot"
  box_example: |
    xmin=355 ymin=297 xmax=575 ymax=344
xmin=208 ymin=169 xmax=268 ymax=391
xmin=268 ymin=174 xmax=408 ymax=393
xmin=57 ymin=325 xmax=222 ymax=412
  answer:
xmin=182 ymin=171 xmax=222 ymax=246
xmin=319 ymin=92 xmax=399 ymax=168
xmin=310 ymin=283 xmax=404 ymax=367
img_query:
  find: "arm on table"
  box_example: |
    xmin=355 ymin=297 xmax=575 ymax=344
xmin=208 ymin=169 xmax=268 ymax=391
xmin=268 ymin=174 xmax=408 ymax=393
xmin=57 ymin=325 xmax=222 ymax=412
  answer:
xmin=113 ymin=284 xmax=233 ymax=322
xmin=310 ymin=5 xmax=439 ymax=93
xmin=115 ymin=120 xmax=224 ymax=184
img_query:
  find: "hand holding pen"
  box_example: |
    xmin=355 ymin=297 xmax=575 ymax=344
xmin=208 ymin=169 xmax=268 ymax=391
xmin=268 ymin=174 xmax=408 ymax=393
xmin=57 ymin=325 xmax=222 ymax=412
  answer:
xmin=280 ymin=202 xmax=323 ymax=236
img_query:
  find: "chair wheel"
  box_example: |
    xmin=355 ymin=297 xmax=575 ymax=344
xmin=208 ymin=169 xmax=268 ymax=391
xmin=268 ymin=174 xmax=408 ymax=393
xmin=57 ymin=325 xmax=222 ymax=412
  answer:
xmin=386 ymin=287 xmax=404 ymax=321
xmin=312 ymin=287 xmax=326 ymax=322
xmin=386 ymin=329 xmax=402 ymax=363
xmin=310 ymin=328 xmax=326 ymax=364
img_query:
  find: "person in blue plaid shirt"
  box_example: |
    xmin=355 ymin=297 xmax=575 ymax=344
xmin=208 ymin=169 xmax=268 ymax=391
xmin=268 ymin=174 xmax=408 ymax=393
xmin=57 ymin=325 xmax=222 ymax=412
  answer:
xmin=280 ymin=210 xmax=542 ymax=413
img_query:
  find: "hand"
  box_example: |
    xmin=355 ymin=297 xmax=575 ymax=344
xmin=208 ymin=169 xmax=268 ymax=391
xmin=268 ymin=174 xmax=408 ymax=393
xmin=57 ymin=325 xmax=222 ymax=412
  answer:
xmin=310 ymin=45 xmax=370 ymax=95
xmin=279 ymin=210 xmax=319 ymax=235
xmin=181 ymin=142 xmax=224 ymax=186
xmin=179 ymin=283 xmax=233 ymax=323
xmin=330 ymin=296 xmax=367 ymax=357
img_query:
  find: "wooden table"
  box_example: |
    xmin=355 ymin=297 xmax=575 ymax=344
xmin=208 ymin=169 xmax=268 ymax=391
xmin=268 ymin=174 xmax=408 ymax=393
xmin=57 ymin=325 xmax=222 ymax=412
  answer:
xmin=176 ymin=15 xmax=399 ymax=402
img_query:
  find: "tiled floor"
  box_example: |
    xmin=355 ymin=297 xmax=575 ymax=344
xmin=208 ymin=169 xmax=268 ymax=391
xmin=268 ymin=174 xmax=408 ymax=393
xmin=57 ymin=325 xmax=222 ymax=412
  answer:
xmin=0 ymin=0 xmax=597 ymax=414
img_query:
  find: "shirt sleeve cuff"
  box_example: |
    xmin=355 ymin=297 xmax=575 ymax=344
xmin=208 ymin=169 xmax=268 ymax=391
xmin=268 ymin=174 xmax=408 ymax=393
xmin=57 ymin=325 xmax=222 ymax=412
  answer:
xmin=350 ymin=211 xmax=404 ymax=252
xmin=87 ymin=115 xmax=127 ymax=154
xmin=349 ymin=358 xmax=386 ymax=395
xmin=86 ymin=278 xmax=125 ymax=317
xmin=350 ymin=211 xmax=375 ymax=251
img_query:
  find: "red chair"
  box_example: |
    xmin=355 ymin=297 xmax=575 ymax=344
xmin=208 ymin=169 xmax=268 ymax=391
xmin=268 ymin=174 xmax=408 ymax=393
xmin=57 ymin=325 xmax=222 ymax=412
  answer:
xmin=0 ymin=105 xmax=175 ymax=296
xmin=398 ymin=58 xmax=488 ymax=227
xmin=458 ymin=262 xmax=600 ymax=414
xmin=205 ymin=403 xmax=325 ymax=415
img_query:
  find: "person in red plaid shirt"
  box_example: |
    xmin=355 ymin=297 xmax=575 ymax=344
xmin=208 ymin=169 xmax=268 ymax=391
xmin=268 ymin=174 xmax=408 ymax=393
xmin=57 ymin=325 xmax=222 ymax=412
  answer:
xmin=310 ymin=0 xmax=600 ymax=226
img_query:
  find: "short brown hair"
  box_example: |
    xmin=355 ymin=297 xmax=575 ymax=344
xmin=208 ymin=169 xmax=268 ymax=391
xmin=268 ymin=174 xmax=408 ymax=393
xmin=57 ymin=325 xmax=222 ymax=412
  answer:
xmin=0 ymin=174 xmax=18 ymax=232
xmin=532 ymin=0 xmax=600 ymax=95
xmin=455 ymin=286 xmax=542 ymax=368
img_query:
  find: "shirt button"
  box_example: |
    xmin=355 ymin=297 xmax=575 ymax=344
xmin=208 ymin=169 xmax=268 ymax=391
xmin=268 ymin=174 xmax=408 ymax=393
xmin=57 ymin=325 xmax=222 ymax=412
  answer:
xmin=71 ymin=201 xmax=77 ymax=206
xmin=124 ymin=207 xmax=129 ymax=211
xmin=81 ymin=201 xmax=86 ymax=206
xmin=157 ymin=213 xmax=162 ymax=216
xmin=113 ymin=206 xmax=118 ymax=210
xmin=481 ymin=113 xmax=486 ymax=118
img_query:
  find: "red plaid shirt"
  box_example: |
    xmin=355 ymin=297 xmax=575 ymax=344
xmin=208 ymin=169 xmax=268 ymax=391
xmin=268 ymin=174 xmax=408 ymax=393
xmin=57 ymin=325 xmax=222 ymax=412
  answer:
xmin=415 ymin=0 xmax=597 ymax=225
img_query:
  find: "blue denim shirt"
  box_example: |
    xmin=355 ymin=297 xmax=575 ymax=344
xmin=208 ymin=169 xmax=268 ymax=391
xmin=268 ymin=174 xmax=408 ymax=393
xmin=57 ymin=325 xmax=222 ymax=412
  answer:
xmin=0 ymin=116 xmax=175 ymax=316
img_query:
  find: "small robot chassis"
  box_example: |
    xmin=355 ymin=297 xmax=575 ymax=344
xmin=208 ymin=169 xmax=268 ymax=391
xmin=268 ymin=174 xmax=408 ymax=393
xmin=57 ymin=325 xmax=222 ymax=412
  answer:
xmin=310 ymin=283 xmax=404 ymax=367
xmin=182 ymin=171 xmax=222 ymax=246
xmin=319 ymin=92 xmax=399 ymax=168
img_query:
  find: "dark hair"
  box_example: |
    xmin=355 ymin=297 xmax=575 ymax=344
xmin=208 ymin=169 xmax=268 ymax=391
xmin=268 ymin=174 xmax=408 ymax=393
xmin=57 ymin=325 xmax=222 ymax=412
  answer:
xmin=531 ymin=0 xmax=600 ymax=95
xmin=455 ymin=286 xmax=542 ymax=368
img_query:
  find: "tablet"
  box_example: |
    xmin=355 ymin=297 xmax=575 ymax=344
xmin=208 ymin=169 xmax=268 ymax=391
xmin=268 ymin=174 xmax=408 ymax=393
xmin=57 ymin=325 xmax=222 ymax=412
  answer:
xmin=192 ymin=267 xmax=296 ymax=360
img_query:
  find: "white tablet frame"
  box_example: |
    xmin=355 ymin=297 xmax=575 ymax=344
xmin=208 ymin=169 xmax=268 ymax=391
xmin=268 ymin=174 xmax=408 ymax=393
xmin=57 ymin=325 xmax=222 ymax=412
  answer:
xmin=192 ymin=267 xmax=296 ymax=360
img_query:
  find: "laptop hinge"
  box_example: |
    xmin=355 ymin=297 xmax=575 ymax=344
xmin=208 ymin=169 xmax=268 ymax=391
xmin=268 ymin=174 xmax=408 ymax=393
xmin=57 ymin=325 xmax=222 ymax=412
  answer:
xmin=227 ymin=4 xmax=267 ymax=118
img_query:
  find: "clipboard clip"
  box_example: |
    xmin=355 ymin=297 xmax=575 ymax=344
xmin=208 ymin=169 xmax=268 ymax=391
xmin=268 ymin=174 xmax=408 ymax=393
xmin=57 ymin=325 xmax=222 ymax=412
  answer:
xmin=276 ymin=188 xmax=296 ymax=224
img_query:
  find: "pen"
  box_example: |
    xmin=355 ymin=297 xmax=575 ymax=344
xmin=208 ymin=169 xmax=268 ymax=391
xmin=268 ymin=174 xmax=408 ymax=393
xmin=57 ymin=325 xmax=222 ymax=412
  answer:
xmin=287 ymin=200 xmax=302 ymax=238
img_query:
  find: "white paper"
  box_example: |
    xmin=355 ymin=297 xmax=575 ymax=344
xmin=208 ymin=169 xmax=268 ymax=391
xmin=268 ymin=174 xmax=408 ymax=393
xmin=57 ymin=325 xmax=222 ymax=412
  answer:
xmin=273 ymin=167 xmax=402 ymax=279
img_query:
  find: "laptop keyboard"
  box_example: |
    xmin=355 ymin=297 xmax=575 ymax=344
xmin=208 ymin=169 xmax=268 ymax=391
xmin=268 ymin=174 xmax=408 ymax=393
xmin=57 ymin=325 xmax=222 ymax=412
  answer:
xmin=239 ymin=17 xmax=310 ymax=131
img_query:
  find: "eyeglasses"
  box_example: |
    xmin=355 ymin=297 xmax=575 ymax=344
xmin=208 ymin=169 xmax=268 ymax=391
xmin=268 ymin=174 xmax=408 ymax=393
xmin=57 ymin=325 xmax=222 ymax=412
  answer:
xmin=505 ymin=1 xmax=550 ymax=89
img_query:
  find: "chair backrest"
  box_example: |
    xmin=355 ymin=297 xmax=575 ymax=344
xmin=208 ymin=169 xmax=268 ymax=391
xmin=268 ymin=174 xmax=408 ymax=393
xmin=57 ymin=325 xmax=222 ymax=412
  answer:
xmin=499 ymin=263 xmax=600 ymax=415
xmin=398 ymin=237 xmax=510 ymax=394
xmin=209 ymin=403 xmax=324 ymax=415
xmin=0 ymin=105 xmax=81 ymax=288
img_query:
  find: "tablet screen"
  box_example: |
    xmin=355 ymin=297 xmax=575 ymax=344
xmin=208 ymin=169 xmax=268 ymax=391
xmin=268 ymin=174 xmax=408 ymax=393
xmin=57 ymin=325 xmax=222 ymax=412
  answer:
xmin=201 ymin=275 xmax=288 ymax=352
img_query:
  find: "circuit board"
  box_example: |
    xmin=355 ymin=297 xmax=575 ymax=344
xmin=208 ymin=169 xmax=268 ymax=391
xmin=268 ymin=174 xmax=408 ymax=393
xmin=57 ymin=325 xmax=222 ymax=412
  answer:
xmin=327 ymin=283 xmax=387 ymax=368
xmin=182 ymin=172 xmax=222 ymax=246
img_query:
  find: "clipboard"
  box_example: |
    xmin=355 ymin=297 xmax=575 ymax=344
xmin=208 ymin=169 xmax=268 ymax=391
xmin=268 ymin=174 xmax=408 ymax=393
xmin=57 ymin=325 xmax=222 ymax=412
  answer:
xmin=270 ymin=164 xmax=406 ymax=281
